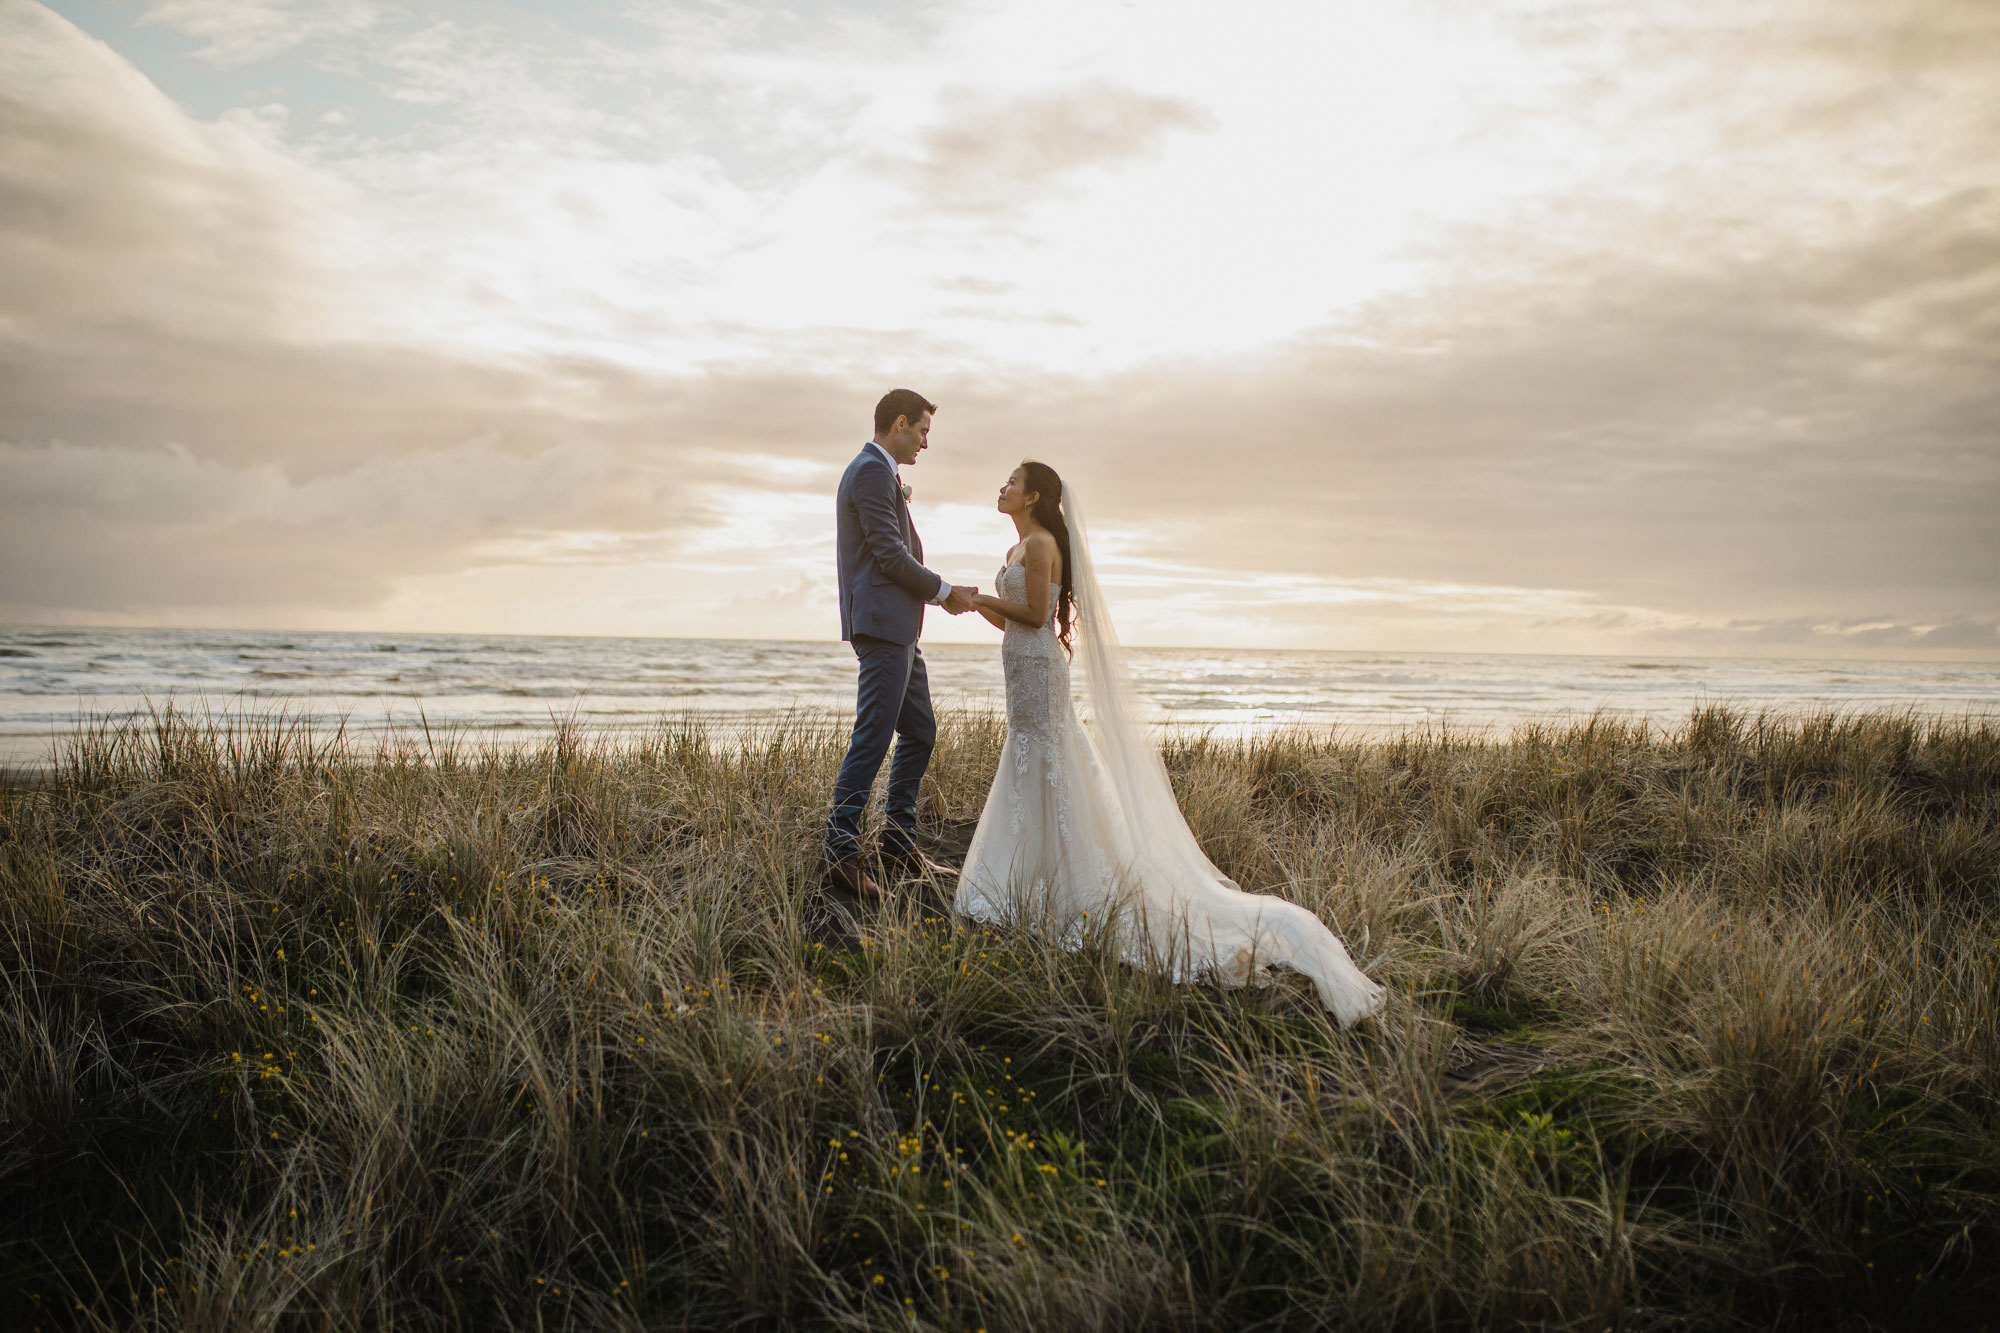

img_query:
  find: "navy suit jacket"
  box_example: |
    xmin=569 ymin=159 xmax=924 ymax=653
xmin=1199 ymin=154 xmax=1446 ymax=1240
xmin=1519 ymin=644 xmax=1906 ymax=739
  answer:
xmin=836 ymin=445 xmax=943 ymax=645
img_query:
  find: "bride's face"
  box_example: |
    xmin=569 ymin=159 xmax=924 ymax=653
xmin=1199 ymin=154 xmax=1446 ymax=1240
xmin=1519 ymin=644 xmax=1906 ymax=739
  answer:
xmin=997 ymin=467 xmax=1036 ymax=516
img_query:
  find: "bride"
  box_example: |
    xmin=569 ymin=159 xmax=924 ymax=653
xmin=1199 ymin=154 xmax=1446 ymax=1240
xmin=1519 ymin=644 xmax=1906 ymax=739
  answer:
xmin=959 ymin=461 xmax=1384 ymax=1027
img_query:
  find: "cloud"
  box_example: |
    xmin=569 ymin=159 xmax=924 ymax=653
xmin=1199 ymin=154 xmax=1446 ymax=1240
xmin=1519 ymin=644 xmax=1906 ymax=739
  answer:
xmin=888 ymin=81 xmax=1212 ymax=214
xmin=894 ymin=188 xmax=2000 ymax=645
xmin=0 ymin=2 xmax=324 ymax=338
xmin=0 ymin=0 xmax=1994 ymax=654
xmin=1909 ymin=619 xmax=2000 ymax=652
xmin=0 ymin=435 xmax=631 ymax=614
xmin=138 ymin=0 xmax=379 ymax=67
xmin=1679 ymin=616 xmax=2000 ymax=655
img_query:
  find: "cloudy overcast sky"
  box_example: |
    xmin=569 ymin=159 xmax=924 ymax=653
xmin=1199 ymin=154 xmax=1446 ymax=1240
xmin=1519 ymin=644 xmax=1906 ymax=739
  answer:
xmin=2 ymin=0 xmax=1995 ymax=655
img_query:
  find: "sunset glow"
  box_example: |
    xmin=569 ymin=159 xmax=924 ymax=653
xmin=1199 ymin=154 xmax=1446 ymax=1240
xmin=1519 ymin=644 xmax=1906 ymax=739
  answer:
xmin=3 ymin=0 xmax=1995 ymax=655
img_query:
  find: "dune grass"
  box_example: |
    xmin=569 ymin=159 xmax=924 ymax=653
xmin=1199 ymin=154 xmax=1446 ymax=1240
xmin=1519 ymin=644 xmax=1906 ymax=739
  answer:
xmin=0 ymin=704 xmax=1995 ymax=1330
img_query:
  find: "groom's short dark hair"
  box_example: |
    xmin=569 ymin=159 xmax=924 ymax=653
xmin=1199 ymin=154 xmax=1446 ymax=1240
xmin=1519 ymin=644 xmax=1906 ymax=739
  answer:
xmin=874 ymin=388 xmax=936 ymax=435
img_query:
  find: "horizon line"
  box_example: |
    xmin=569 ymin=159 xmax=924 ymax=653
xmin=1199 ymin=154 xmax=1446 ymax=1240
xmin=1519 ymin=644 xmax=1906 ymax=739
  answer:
xmin=2 ymin=621 xmax=1997 ymax=668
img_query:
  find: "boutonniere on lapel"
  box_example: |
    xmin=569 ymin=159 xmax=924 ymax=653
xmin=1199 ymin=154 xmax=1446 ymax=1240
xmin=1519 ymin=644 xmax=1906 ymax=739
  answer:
xmin=900 ymin=482 xmax=913 ymax=503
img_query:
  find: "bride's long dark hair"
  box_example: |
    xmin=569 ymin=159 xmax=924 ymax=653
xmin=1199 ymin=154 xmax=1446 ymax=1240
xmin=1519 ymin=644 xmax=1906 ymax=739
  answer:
xmin=1020 ymin=460 xmax=1075 ymax=656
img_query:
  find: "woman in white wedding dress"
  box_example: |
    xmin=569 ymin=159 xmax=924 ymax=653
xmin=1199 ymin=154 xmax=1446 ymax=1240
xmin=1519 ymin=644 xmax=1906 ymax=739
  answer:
xmin=958 ymin=462 xmax=1385 ymax=1028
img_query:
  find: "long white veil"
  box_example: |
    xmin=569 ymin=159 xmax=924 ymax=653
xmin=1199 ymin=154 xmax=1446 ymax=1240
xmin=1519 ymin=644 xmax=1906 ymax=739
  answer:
xmin=1060 ymin=481 xmax=1384 ymax=1026
xmin=1060 ymin=482 xmax=1214 ymax=890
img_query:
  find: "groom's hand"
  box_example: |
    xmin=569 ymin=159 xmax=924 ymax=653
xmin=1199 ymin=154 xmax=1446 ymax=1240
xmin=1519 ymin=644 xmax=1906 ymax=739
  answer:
xmin=944 ymin=585 xmax=980 ymax=615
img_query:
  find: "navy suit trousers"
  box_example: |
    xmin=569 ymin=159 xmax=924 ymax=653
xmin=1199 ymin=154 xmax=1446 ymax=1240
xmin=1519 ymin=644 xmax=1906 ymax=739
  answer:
xmin=824 ymin=634 xmax=936 ymax=861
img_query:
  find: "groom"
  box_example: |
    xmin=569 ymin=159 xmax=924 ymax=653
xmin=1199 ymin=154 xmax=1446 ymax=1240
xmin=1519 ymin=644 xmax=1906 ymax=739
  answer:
xmin=822 ymin=388 xmax=980 ymax=901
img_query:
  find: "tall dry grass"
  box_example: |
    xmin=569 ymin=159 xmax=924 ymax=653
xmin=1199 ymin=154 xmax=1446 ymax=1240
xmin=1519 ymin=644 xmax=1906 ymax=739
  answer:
xmin=0 ymin=704 xmax=1994 ymax=1330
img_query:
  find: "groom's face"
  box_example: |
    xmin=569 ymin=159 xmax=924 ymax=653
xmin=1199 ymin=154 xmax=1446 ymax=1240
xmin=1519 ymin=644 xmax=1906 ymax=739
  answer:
xmin=883 ymin=411 xmax=932 ymax=466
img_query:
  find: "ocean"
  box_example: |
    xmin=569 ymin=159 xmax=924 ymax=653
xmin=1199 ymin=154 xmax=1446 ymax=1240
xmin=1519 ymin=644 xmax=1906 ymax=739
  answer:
xmin=3 ymin=625 xmax=1997 ymax=767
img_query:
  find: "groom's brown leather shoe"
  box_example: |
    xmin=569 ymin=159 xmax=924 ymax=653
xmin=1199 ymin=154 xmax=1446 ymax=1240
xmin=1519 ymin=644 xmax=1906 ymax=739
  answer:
xmin=878 ymin=841 xmax=955 ymax=879
xmin=823 ymin=855 xmax=885 ymax=902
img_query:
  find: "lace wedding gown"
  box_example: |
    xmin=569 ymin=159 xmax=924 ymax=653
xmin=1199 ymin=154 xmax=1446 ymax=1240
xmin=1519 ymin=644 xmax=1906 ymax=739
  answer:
xmin=954 ymin=528 xmax=1385 ymax=1028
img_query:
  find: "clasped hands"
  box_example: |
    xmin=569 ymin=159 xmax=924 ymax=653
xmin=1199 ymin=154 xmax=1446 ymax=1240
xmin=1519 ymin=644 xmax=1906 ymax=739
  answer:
xmin=943 ymin=584 xmax=981 ymax=615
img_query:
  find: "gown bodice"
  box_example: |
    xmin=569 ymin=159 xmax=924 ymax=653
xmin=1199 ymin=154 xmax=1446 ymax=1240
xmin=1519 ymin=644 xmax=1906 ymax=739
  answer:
xmin=997 ymin=558 xmax=1069 ymax=742
xmin=996 ymin=560 xmax=1062 ymax=635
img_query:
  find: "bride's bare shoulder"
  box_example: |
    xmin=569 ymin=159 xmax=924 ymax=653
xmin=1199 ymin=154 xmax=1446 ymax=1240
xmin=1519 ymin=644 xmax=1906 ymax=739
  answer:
xmin=1023 ymin=529 xmax=1063 ymax=579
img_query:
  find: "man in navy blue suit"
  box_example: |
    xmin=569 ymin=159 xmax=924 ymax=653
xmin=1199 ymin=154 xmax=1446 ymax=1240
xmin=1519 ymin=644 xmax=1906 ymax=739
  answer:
xmin=823 ymin=388 xmax=980 ymax=901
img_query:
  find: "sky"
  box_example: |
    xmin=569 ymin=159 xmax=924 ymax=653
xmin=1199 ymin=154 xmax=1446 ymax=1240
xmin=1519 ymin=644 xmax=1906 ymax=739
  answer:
xmin=1 ymin=0 xmax=1996 ymax=655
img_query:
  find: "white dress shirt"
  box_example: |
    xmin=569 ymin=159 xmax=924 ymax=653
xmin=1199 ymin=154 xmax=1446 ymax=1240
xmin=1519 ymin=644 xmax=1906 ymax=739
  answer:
xmin=866 ymin=440 xmax=953 ymax=605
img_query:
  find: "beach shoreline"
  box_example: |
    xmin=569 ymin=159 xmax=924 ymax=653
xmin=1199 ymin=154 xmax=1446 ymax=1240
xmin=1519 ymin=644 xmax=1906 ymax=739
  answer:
xmin=7 ymin=625 xmax=1998 ymax=770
